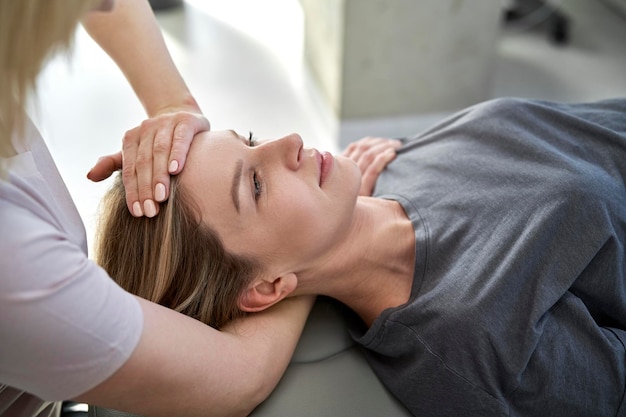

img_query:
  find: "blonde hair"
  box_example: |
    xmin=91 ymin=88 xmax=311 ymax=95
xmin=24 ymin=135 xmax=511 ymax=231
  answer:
xmin=0 ymin=0 xmax=100 ymax=175
xmin=95 ymin=174 xmax=260 ymax=329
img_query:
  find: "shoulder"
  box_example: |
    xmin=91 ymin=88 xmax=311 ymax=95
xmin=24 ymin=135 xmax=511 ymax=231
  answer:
xmin=0 ymin=189 xmax=143 ymax=400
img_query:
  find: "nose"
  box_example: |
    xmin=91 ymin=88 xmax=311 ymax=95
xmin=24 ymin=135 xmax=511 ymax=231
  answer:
xmin=262 ymin=133 xmax=303 ymax=170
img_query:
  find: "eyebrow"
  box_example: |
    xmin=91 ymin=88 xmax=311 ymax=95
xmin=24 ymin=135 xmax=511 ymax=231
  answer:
xmin=231 ymin=158 xmax=244 ymax=213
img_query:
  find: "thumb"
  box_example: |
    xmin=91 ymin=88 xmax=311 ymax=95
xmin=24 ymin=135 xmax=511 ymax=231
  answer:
xmin=87 ymin=151 xmax=123 ymax=182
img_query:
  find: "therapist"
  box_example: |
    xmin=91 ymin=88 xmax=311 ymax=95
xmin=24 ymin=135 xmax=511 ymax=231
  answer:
xmin=0 ymin=1 xmax=313 ymax=416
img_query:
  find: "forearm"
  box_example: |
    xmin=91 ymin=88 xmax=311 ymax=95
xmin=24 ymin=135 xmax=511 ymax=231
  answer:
xmin=82 ymin=0 xmax=200 ymax=117
xmin=76 ymin=296 xmax=315 ymax=417
xmin=222 ymin=295 xmax=317 ymax=408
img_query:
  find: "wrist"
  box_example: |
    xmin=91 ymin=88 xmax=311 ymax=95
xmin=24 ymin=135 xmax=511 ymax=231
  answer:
xmin=148 ymin=92 xmax=203 ymax=118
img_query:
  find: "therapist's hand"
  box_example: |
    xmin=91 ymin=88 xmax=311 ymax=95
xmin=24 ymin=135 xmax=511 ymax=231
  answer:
xmin=342 ymin=137 xmax=401 ymax=196
xmin=87 ymin=110 xmax=210 ymax=217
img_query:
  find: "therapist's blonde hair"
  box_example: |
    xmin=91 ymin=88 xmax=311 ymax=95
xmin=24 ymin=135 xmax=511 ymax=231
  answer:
xmin=96 ymin=174 xmax=260 ymax=329
xmin=0 ymin=0 xmax=100 ymax=175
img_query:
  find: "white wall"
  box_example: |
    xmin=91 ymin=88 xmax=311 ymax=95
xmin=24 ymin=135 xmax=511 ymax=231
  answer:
xmin=300 ymin=0 xmax=502 ymax=119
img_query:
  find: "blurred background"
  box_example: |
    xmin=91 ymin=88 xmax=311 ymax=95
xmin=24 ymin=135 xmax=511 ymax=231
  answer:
xmin=31 ymin=0 xmax=626 ymax=252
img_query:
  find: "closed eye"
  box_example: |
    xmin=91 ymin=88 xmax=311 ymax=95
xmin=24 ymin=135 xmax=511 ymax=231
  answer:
xmin=246 ymin=132 xmax=263 ymax=201
xmin=252 ymin=172 xmax=262 ymax=200
xmin=248 ymin=131 xmax=257 ymax=147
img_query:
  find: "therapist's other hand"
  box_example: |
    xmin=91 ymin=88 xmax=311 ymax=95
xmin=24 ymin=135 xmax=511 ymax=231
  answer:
xmin=342 ymin=137 xmax=401 ymax=196
xmin=87 ymin=110 xmax=210 ymax=217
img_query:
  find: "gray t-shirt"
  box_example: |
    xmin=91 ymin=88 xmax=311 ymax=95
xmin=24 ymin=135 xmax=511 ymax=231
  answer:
xmin=352 ymin=98 xmax=626 ymax=416
xmin=0 ymin=120 xmax=143 ymax=417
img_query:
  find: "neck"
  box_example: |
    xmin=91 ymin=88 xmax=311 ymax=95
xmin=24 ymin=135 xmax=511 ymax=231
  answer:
xmin=298 ymin=197 xmax=415 ymax=327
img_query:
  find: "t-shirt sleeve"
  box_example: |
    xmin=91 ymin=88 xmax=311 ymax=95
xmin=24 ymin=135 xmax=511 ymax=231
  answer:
xmin=0 ymin=201 xmax=143 ymax=401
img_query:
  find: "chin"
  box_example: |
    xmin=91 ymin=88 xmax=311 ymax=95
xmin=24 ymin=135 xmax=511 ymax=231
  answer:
xmin=335 ymin=155 xmax=360 ymax=179
xmin=340 ymin=156 xmax=363 ymax=197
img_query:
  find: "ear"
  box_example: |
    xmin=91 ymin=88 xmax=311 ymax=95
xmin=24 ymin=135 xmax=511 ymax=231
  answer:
xmin=238 ymin=273 xmax=298 ymax=313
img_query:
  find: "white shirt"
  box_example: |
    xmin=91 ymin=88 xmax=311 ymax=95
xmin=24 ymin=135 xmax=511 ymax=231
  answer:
xmin=0 ymin=120 xmax=143 ymax=416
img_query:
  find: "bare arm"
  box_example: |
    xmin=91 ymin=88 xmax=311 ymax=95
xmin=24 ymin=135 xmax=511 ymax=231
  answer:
xmin=82 ymin=0 xmax=195 ymax=118
xmin=75 ymin=296 xmax=315 ymax=417
xmin=82 ymin=0 xmax=209 ymax=216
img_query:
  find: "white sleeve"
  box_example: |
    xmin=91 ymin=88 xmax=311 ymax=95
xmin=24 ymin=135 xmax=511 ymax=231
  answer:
xmin=0 ymin=149 xmax=143 ymax=401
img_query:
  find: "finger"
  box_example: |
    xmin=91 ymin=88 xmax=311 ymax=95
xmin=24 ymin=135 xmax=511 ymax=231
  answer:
xmin=134 ymin=121 xmax=159 ymax=218
xmin=341 ymin=141 xmax=359 ymax=158
xmin=359 ymin=167 xmax=376 ymax=196
xmin=167 ymin=119 xmax=193 ymax=175
xmin=387 ymin=138 xmax=403 ymax=149
xmin=168 ymin=114 xmax=210 ymax=175
xmin=151 ymin=122 xmax=175 ymax=203
xmin=371 ymin=147 xmax=397 ymax=172
xmin=358 ymin=139 xmax=400 ymax=168
xmin=365 ymin=139 xmax=401 ymax=155
xmin=342 ymin=137 xmax=396 ymax=162
xmin=121 ymin=126 xmax=142 ymax=216
xmin=355 ymin=149 xmax=376 ymax=174
xmin=86 ymin=151 xmax=122 ymax=182
xmin=359 ymin=148 xmax=396 ymax=196
xmin=341 ymin=137 xmax=377 ymax=160
xmin=355 ymin=141 xmax=389 ymax=173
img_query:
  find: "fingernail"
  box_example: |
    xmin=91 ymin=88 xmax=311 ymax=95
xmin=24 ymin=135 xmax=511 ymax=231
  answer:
xmin=143 ymin=200 xmax=157 ymax=218
xmin=169 ymin=160 xmax=179 ymax=173
xmin=155 ymin=183 xmax=166 ymax=202
xmin=132 ymin=201 xmax=143 ymax=217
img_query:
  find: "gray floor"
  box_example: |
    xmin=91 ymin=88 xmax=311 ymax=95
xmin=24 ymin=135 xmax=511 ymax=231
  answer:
xmin=32 ymin=0 xmax=626 ymax=251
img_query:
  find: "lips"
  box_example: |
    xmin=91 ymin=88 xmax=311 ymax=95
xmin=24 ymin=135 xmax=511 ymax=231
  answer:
xmin=319 ymin=151 xmax=333 ymax=186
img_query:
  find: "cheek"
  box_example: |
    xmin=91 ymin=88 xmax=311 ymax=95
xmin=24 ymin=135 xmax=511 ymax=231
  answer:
xmin=257 ymin=191 xmax=321 ymax=258
xmin=272 ymin=192 xmax=319 ymax=236
xmin=321 ymin=156 xmax=362 ymax=205
xmin=270 ymin=186 xmax=353 ymax=256
xmin=247 ymin=160 xmax=360 ymax=262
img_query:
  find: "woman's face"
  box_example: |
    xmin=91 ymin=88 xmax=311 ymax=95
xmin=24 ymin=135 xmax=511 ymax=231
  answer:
xmin=179 ymin=130 xmax=361 ymax=276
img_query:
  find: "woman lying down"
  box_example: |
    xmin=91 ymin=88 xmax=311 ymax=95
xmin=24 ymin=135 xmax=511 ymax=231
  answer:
xmin=96 ymin=97 xmax=626 ymax=417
